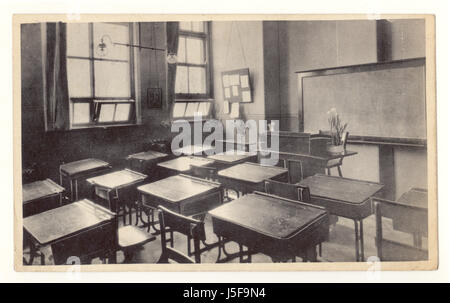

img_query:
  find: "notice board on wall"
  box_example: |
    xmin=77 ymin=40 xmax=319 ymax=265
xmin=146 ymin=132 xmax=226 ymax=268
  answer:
xmin=221 ymin=68 xmax=252 ymax=103
xmin=298 ymin=58 xmax=426 ymax=140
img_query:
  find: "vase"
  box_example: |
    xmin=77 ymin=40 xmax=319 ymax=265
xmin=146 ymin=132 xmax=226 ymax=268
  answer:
xmin=326 ymin=143 xmax=345 ymax=154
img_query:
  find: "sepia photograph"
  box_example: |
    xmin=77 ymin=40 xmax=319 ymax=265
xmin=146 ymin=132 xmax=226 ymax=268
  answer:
xmin=14 ymin=14 xmax=437 ymax=271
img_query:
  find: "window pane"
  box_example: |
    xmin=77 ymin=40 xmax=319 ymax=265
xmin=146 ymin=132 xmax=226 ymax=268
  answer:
xmin=67 ymin=23 xmax=90 ymax=57
xmin=191 ymin=22 xmax=205 ymax=33
xmin=94 ymin=61 xmax=131 ymax=97
xmin=72 ymin=102 xmax=90 ymax=124
xmin=185 ymin=102 xmax=199 ymax=117
xmin=93 ymin=23 xmax=130 ymax=61
xmin=188 ymin=66 xmax=206 ymax=94
xmin=186 ymin=38 xmax=204 ymax=64
xmin=114 ymin=103 xmax=131 ymax=121
xmin=197 ymin=102 xmax=211 ymax=116
xmin=173 ymin=102 xmax=186 ymax=118
xmin=67 ymin=58 xmax=92 ymax=97
xmin=175 ymin=66 xmax=188 ymax=94
xmin=179 ymin=22 xmax=192 ymax=31
xmin=177 ymin=36 xmax=186 ymax=63
xmin=98 ymin=104 xmax=115 ymax=122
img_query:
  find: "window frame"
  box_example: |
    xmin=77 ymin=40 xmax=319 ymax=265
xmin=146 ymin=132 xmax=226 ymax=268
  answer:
xmin=67 ymin=22 xmax=138 ymax=129
xmin=175 ymin=21 xmax=213 ymax=101
xmin=171 ymin=101 xmax=212 ymax=121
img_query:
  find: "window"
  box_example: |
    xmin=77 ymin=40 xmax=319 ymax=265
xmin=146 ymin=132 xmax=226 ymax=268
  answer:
xmin=66 ymin=22 xmax=138 ymax=128
xmin=175 ymin=21 xmax=212 ymax=100
xmin=172 ymin=101 xmax=211 ymax=119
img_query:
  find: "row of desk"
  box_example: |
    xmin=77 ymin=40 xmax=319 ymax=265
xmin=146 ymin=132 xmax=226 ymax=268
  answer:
xmin=21 ymin=148 xmax=257 ymax=264
xmin=23 ymin=143 xmax=424 ymax=264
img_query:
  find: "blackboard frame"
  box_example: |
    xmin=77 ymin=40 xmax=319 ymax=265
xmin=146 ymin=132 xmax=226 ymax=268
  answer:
xmin=296 ymin=57 xmax=426 ymax=147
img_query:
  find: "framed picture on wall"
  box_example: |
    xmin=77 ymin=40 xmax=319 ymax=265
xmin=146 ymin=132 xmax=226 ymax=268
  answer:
xmin=147 ymin=87 xmax=163 ymax=109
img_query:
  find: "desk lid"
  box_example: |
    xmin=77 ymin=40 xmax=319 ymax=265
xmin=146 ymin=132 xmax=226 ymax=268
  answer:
xmin=173 ymin=145 xmax=215 ymax=155
xmin=23 ymin=199 xmax=115 ymax=245
xmin=22 ymin=179 xmax=65 ymax=204
xmin=209 ymin=192 xmax=327 ymax=239
xmin=158 ymin=156 xmax=215 ymax=172
xmin=86 ymin=169 xmax=147 ymax=189
xmin=60 ymin=158 xmax=110 ymax=176
xmin=127 ymin=150 xmax=168 ymax=161
xmin=138 ymin=174 xmax=220 ymax=202
xmin=299 ymin=174 xmax=384 ymax=204
xmin=218 ymin=162 xmax=287 ymax=183
xmin=207 ymin=151 xmax=257 ymax=163
xmin=397 ymin=188 xmax=428 ymax=209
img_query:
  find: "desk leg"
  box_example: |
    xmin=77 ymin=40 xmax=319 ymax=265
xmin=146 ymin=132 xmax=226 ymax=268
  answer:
xmin=187 ymin=235 xmax=192 ymax=256
xmin=25 ymin=241 xmax=44 ymax=265
xmin=216 ymin=237 xmax=223 ymax=262
xmin=135 ymin=201 xmax=145 ymax=226
xmin=138 ymin=206 xmax=161 ymax=235
xmin=135 ymin=201 xmax=142 ymax=226
xmin=375 ymin=204 xmax=383 ymax=260
xmin=121 ymin=204 xmax=126 ymax=225
xmin=360 ymin=220 xmax=365 ymax=261
xmin=70 ymin=179 xmax=74 ymax=202
xmin=216 ymin=236 xmax=243 ymax=263
xmin=128 ymin=203 xmax=133 ymax=225
xmin=23 ymin=242 xmax=35 ymax=265
xmin=307 ymin=246 xmax=318 ymax=262
xmin=74 ymin=179 xmax=78 ymax=201
xmin=353 ymin=219 xmax=365 ymax=262
xmin=150 ymin=208 xmax=161 ymax=234
xmin=354 ymin=220 xmax=360 ymax=262
xmin=238 ymin=244 xmax=252 ymax=263
xmin=239 ymin=244 xmax=244 ymax=263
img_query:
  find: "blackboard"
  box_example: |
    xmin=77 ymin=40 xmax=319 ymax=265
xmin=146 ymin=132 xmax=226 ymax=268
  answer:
xmin=298 ymin=58 xmax=426 ymax=141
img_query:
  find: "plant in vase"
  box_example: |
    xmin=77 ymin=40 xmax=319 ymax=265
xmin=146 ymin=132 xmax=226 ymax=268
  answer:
xmin=327 ymin=108 xmax=348 ymax=153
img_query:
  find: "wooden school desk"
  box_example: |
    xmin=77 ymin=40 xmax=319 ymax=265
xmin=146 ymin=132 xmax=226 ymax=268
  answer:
xmin=207 ymin=151 xmax=258 ymax=169
xmin=172 ymin=144 xmax=215 ymax=156
xmin=374 ymin=188 xmax=428 ymax=260
xmin=157 ymin=156 xmax=216 ymax=175
xmin=137 ymin=174 xmax=222 ymax=233
xmin=86 ymin=169 xmax=147 ymax=225
xmin=217 ymin=162 xmax=288 ymax=196
xmin=23 ymin=199 xmax=116 ymax=265
xmin=395 ymin=188 xmax=428 ymax=245
xmin=259 ymin=148 xmax=357 ymax=179
xmin=22 ymin=179 xmax=65 ymax=217
xmin=209 ymin=192 xmax=329 ymax=262
xmin=59 ymin=158 xmax=111 ymax=202
xmin=298 ymin=174 xmax=384 ymax=261
xmin=126 ymin=150 xmax=168 ymax=174
xmin=216 ymin=138 xmax=258 ymax=153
